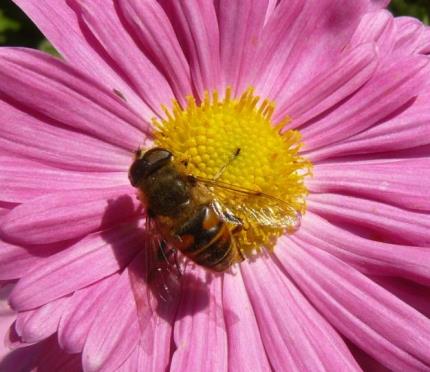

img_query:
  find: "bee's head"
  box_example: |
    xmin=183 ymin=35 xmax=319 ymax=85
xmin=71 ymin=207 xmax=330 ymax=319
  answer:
xmin=128 ymin=147 xmax=173 ymax=187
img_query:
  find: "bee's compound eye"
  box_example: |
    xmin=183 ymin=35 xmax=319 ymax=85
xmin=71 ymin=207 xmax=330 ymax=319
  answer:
xmin=129 ymin=158 xmax=146 ymax=186
xmin=128 ymin=148 xmax=172 ymax=187
xmin=143 ymin=148 xmax=172 ymax=168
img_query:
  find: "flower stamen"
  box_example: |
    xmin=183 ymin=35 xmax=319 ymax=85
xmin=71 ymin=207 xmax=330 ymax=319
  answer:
xmin=152 ymin=87 xmax=312 ymax=256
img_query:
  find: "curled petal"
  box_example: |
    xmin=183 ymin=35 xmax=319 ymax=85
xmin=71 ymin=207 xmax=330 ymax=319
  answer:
xmin=394 ymin=16 xmax=430 ymax=55
xmin=349 ymin=10 xmax=395 ymax=56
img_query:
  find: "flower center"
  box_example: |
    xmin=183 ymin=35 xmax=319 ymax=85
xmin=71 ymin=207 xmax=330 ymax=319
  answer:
xmin=153 ymin=87 xmax=311 ymax=257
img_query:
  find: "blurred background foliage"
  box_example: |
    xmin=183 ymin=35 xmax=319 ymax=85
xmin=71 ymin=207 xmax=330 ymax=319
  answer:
xmin=0 ymin=0 xmax=429 ymax=54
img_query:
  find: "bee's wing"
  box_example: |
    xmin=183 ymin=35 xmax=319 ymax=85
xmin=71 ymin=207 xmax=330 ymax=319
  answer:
xmin=193 ymin=176 xmax=301 ymax=232
xmin=128 ymin=216 xmax=181 ymax=353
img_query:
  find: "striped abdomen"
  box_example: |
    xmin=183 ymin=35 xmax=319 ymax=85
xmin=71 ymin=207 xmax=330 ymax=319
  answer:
xmin=174 ymin=203 xmax=237 ymax=272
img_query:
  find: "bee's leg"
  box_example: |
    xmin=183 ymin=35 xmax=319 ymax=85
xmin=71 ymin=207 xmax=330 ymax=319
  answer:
xmin=223 ymin=211 xmax=243 ymax=233
xmin=173 ymin=251 xmax=183 ymax=277
xmin=159 ymin=241 xmax=175 ymax=262
xmin=159 ymin=241 xmax=183 ymax=277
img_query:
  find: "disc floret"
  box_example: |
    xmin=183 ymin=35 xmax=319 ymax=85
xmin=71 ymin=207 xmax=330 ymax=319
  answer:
xmin=153 ymin=87 xmax=312 ymax=256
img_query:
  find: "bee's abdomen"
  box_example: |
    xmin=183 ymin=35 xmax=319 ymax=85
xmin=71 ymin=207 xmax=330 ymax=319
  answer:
xmin=175 ymin=204 xmax=235 ymax=271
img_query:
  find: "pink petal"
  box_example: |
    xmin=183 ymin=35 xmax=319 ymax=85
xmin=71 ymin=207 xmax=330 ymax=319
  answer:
xmin=241 ymin=257 xmax=361 ymax=371
xmin=0 ymin=240 xmax=63 ymax=280
xmin=161 ymin=0 xmax=221 ymax=97
xmin=217 ymin=0 xmax=269 ymax=94
xmin=307 ymin=93 xmax=430 ymax=161
xmin=125 ymin=250 xmax=178 ymax=370
xmin=308 ymin=193 xmax=430 ymax=246
xmin=32 ymin=338 xmax=82 ymax=372
xmin=254 ymin=0 xmax=370 ymax=103
xmin=301 ymin=56 xmax=429 ymax=150
xmin=394 ymin=16 xmax=430 ymax=55
xmin=82 ymin=267 xmax=140 ymax=372
xmin=15 ymin=296 xmax=69 ymax=343
xmin=0 ymin=156 xmax=127 ymax=203
xmin=0 ymin=341 xmax=43 ymax=372
xmin=117 ymin=330 xmax=176 ymax=372
xmin=4 ymin=322 xmax=35 ymax=350
xmin=0 ymin=207 xmax=11 ymax=221
xmin=309 ymin=158 xmax=430 ymax=210
xmin=276 ymin=43 xmax=378 ymax=127
xmin=13 ymin=0 xmax=159 ymax=118
xmin=348 ymin=341 xmax=391 ymax=372
xmin=348 ymin=10 xmax=395 ymax=57
xmin=277 ymin=240 xmax=430 ymax=371
xmin=0 ymin=99 xmax=130 ymax=172
xmin=171 ymin=269 xmax=227 ymax=372
xmin=0 ymin=286 xmax=15 ymax=363
xmin=114 ymin=345 xmax=140 ymax=372
xmin=368 ymin=0 xmax=390 ymax=10
xmin=264 ymin=0 xmax=277 ymax=24
xmin=116 ymin=332 xmax=172 ymax=372
xmin=116 ymin=0 xmax=193 ymax=102
xmin=222 ymin=269 xmax=271 ymax=371
xmin=373 ymin=277 xmax=430 ymax=319
xmin=115 ymin=343 xmax=146 ymax=372
xmin=1 ymin=336 xmax=82 ymax=372
xmin=248 ymin=0 xmax=303 ymax=92
xmin=293 ymin=212 xmax=430 ymax=285
xmin=9 ymin=223 xmax=143 ymax=311
xmin=58 ymin=274 xmax=119 ymax=353
xmin=2 ymin=187 xmax=139 ymax=245
xmin=0 ymin=48 xmax=150 ymax=150
xmin=73 ymin=0 xmax=175 ymax=118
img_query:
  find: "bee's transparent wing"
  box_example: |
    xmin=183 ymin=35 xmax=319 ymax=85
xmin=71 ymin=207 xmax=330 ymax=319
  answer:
xmin=192 ymin=176 xmax=302 ymax=232
xmin=128 ymin=216 xmax=181 ymax=354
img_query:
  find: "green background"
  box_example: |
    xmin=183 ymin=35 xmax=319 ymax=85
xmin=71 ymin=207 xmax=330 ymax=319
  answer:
xmin=0 ymin=0 xmax=429 ymax=54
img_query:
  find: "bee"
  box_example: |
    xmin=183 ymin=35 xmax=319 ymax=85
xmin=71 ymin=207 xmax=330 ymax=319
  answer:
xmin=128 ymin=147 xmax=301 ymax=273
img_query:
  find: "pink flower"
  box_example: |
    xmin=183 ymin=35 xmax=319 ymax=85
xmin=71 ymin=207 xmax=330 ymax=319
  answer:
xmin=1 ymin=0 xmax=430 ymax=371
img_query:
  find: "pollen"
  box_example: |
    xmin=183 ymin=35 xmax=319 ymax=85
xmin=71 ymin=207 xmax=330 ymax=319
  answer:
xmin=153 ymin=87 xmax=312 ymax=258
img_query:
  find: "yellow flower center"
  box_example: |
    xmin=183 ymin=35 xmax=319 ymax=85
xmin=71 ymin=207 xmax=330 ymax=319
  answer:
xmin=153 ymin=87 xmax=312 ymax=257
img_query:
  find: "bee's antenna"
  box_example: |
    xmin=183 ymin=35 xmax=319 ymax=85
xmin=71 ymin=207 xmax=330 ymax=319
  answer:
xmin=213 ymin=147 xmax=241 ymax=181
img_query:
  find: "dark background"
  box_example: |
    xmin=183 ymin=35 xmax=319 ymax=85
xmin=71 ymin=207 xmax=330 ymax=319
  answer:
xmin=0 ymin=0 xmax=429 ymax=53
